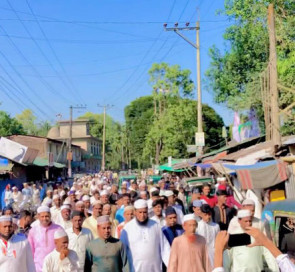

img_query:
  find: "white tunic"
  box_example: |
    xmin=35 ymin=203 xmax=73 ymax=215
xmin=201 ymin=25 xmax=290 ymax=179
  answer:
xmin=0 ymin=234 xmax=35 ymax=272
xmin=66 ymin=228 xmax=93 ymax=271
xmin=196 ymin=220 xmax=220 ymax=267
xmin=150 ymin=215 xmax=166 ymax=227
xmin=223 ymin=228 xmax=279 ymax=272
xmin=50 ymin=206 xmax=61 ymax=223
xmin=42 ymin=249 xmax=79 ymax=272
xmin=120 ymin=218 xmax=170 ymax=272
xmin=12 ymin=191 xmax=23 ymax=205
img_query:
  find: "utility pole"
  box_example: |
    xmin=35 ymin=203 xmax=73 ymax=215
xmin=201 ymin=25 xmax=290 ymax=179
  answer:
xmin=68 ymin=105 xmax=86 ymax=178
xmin=267 ymin=3 xmax=281 ymax=147
xmin=97 ymin=104 xmax=114 ymax=171
xmin=164 ymin=21 xmax=204 ymax=155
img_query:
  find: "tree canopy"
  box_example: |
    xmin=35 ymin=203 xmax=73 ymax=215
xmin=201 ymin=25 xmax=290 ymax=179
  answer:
xmin=206 ymin=0 xmax=295 ymax=135
xmin=0 ymin=111 xmax=24 ymax=136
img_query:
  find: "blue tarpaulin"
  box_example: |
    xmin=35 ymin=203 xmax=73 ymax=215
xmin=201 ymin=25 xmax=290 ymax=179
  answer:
xmin=223 ymin=160 xmax=277 ymax=170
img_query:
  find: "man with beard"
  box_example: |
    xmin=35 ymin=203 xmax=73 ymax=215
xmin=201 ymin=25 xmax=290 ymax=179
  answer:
xmin=16 ymin=210 xmax=33 ymax=236
xmin=55 ymin=205 xmax=72 ymax=230
xmin=50 ymin=195 xmax=61 ymax=223
xmin=85 ymin=215 xmax=129 ymax=272
xmin=162 ymin=206 xmax=184 ymax=245
xmin=43 ymin=228 xmax=79 ymax=272
xmin=83 ymin=200 xmax=102 ymax=238
xmin=168 ymin=214 xmax=212 ymax=272
xmin=120 ymin=199 xmax=170 ymax=272
xmin=0 ymin=215 xmax=35 ymax=271
xmin=28 ymin=206 xmax=62 ymax=272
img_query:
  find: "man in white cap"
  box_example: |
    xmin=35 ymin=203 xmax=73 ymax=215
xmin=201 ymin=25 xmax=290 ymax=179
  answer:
xmin=115 ymin=206 xmax=134 ymax=239
xmin=0 ymin=215 xmax=35 ymax=271
xmin=83 ymin=200 xmax=102 ymax=239
xmin=42 ymin=228 xmax=79 ymax=272
xmin=120 ymin=199 xmax=170 ymax=272
xmin=12 ymin=186 xmax=23 ymax=209
xmin=166 ymin=190 xmax=184 ymax=224
xmin=42 ymin=190 xmax=53 ymax=206
xmin=228 ymin=198 xmax=268 ymax=235
xmin=100 ymin=190 xmax=109 ymax=205
xmin=82 ymin=195 xmax=92 ymax=217
xmin=50 ymin=194 xmax=61 ymax=223
xmin=168 ymin=214 xmax=212 ymax=272
xmin=223 ymin=209 xmax=279 ymax=272
xmin=28 ymin=206 xmax=63 ymax=272
xmin=55 ymin=205 xmax=72 ymax=230
xmin=66 ymin=211 xmax=93 ymax=271
xmin=85 ymin=215 xmax=129 ymax=272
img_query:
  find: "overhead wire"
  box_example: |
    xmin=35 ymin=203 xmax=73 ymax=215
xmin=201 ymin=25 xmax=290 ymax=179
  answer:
xmin=109 ymin=0 xmax=178 ymax=104
xmin=25 ymin=0 xmax=85 ymax=103
xmin=6 ymin=0 xmax=78 ymax=104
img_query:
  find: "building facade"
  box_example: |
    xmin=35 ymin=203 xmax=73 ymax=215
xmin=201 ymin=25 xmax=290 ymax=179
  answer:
xmin=47 ymin=119 xmax=101 ymax=172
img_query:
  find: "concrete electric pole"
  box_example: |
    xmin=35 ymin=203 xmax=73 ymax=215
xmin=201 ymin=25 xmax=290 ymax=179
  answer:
xmin=97 ymin=104 xmax=114 ymax=171
xmin=68 ymin=105 xmax=86 ymax=178
xmin=164 ymin=21 xmax=204 ymax=155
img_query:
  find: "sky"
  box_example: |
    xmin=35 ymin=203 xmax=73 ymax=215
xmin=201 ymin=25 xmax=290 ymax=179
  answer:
xmin=0 ymin=0 xmax=233 ymax=126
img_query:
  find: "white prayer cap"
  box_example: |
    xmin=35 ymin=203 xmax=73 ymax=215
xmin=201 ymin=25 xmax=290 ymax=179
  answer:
xmin=82 ymin=195 xmax=90 ymax=201
xmin=122 ymin=181 xmax=127 ymax=185
xmin=165 ymin=190 xmax=174 ymax=197
xmin=217 ymin=177 xmax=226 ymax=182
xmin=100 ymin=190 xmax=109 ymax=196
xmin=124 ymin=206 xmax=134 ymax=212
xmin=139 ymin=180 xmax=146 ymax=187
xmin=159 ymin=190 xmax=165 ymax=196
xmin=92 ymin=200 xmax=102 ymax=207
xmin=53 ymin=195 xmax=60 ymax=200
xmin=183 ymin=214 xmax=197 ymax=223
xmin=97 ymin=215 xmax=110 ymax=225
xmin=150 ymin=187 xmax=158 ymax=193
xmin=60 ymin=191 xmax=66 ymax=197
xmin=75 ymin=201 xmax=84 ymax=206
xmin=12 ymin=186 xmax=17 ymax=190
xmin=242 ymin=199 xmax=255 ymax=206
xmin=70 ymin=186 xmax=76 ymax=191
xmin=61 ymin=205 xmax=71 ymax=211
xmin=140 ymin=191 xmax=147 ymax=195
xmin=0 ymin=215 xmax=12 ymax=223
xmin=37 ymin=206 xmax=50 ymax=214
xmin=134 ymin=199 xmax=148 ymax=209
xmin=47 ymin=189 xmax=53 ymax=193
xmin=107 ymin=186 xmax=111 ymax=191
xmin=44 ymin=199 xmax=52 ymax=207
xmin=98 ymin=180 xmax=104 ymax=185
xmin=63 ymin=199 xmax=71 ymax=205
xmin=237 ymin=209 xmax=252 ymax=218
xmin=54 ymin=228 xmax=68 ymax=240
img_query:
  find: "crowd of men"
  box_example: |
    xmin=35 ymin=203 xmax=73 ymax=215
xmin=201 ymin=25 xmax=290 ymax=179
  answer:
xmin=0 ymin=173 xmax=294 ymax=271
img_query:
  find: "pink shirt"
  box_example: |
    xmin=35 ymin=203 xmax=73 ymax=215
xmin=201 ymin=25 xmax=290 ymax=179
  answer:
xmin=28 ymin=222 xmax=62 ymax=272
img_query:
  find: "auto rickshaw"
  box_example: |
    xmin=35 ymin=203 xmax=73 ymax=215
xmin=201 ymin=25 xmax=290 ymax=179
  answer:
xmin=262 ymin=199 xmax=295 ymax=252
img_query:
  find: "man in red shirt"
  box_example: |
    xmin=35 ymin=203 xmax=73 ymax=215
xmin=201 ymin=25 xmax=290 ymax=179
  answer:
xmin=200 ymin=183 xmax=217 ymax=208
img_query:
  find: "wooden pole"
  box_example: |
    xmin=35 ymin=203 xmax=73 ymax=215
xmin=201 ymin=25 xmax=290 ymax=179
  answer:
xmin=268 ymin=4 xmax=281 ymax=147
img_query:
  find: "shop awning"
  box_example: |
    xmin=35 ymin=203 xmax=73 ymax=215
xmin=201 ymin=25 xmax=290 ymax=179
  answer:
xmin=33 ymin=157 xmax=66 ymax=168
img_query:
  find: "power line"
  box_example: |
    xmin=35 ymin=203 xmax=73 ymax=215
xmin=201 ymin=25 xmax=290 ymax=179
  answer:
xmin=25 ymin=0 xmax=85 ymax=103
xmin=7 ymin=0 xmax=80 ymax=103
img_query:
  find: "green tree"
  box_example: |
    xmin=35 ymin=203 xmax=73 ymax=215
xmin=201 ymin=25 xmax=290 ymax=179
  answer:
xmin=0 ymin=111 xmax=24 ymax=136
xmin=15 ymin=109 xmax=38 ymax=135
xmin=78 ymin=112 xmax=123 ymax=170
xmin=206 ymin=0 xmax=295 ymax=135
xmin=36 ymin=121 xmax=52 ymax=137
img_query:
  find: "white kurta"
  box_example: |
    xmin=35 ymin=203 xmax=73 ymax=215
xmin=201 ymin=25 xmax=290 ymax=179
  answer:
xmin=12 ymin=191 xmax=23 ymax=205
xmin=66 ymin=228 xmax=93 ymax=271
xmin=196 ymin=220 xmax=220 ymax=267
xmin=55 ymin=215 xmax=72 ymax=230
xmin=150 ymin=215 xmax=166 ymax=227
xmin=0 ymin=234 xmax=35 ymax=272
xmin=42 ymin=249 xmax=79 ymax=272
xmin=223 ymin=228 xmax=279 ymax=272
xmin=50 ymin=207 xmax=61 ymax=224
xmin=120 ymin=218 xmax=170 ymax=272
